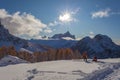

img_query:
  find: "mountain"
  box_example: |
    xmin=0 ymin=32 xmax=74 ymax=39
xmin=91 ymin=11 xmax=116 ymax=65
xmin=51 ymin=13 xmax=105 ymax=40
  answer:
xmin=0 ymin=22 xmax=28 ymax=50
xmin=29 ymin=39 xmax=77 ymax=48
xmin=73 ymin=34 xmax=120 ymax=58
xmin=20 ymin=48 xmax=33 ymax=54
xmin=0 ymin=22 xmax=52 ymax=52
xmin=26 ymin=42 xmax=53 ymax=52
xmin=1 ymin=21 xmax=120 ymax=58
xmin=29 ymin=31 xmax=77 ymax=48
xmin=51 ymin=31 xmax=76 ymax=40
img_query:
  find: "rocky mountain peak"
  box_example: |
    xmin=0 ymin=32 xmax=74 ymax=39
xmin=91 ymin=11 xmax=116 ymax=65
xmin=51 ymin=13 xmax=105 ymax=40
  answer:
xmin=51 ymin=31 xmax=75 ymax=40
xmin=94 ymin=34 xmax=112 ymax=42
xmin=64 ymin=31 xmax=71 ymax=35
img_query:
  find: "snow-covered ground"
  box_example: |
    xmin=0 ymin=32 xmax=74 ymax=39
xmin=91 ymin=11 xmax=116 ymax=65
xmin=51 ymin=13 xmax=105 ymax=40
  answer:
xmin=0 ymin=55 xmax=28 ymax=66
xmin=0 ymin=57 xmax=120 ymax=80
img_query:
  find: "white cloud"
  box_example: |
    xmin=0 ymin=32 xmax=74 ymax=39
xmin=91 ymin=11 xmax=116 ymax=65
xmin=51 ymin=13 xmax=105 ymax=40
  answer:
xmin=62 ymin=37 xmax=74 ymax=40
xmin=89 ymin=31 xmax=94 ymax=35
xmin=89 ymin=31 xmax=95 ymax=38
xmin=48 ymin=21 xmax=61 ymax=27
xmin=71 ymin=8 xmax=80 ymax=15
xmin=44 ymin=28 xmax=52 ymax=33
xmin=76 ymin=37 xmax=82 ymax=40
xmin=0 ymin=9 xmax=10 ymax=18
xmin=0 ymin=9 xmax=52 ymax=39
xmin=91 ymin=8 xmax=111 ymax=19
xmin=115 ymin=40 xmax=120 ymax=45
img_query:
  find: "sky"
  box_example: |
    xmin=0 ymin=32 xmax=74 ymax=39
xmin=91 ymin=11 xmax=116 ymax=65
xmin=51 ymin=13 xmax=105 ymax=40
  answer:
xmin=0 ymin=0 xmax=120 ymax=44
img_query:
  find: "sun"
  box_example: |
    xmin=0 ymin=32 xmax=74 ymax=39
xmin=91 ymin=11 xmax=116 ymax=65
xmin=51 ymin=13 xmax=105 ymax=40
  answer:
xmin=59 ymin=12 xmax=72 ymax=22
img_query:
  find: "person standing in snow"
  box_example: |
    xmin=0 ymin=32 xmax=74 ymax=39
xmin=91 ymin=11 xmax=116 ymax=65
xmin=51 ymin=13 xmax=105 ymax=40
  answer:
xmin=93 ymin=56 xmax=97 ymax=62
xmin=82 ymin=51 xmax=88 ymax=62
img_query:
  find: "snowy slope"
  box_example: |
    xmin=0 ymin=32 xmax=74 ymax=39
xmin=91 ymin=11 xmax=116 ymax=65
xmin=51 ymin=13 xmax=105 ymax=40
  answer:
xmin=20 ymin=48 xmax=33 ymax=54
xmin=0 ymin=58 xmax=120 ymax=80
xmin=0 ymin=55 xmax=28 ymax=66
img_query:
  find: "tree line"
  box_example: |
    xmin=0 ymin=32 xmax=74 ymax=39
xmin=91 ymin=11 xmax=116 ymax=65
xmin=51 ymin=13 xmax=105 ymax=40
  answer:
xmin=0 ymin=46 xmax=81 ymax=62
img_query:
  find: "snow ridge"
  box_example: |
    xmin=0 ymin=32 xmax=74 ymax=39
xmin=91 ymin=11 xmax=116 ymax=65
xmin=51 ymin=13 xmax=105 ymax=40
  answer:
xmin=80 ymin=62 xmax=120 ymax=80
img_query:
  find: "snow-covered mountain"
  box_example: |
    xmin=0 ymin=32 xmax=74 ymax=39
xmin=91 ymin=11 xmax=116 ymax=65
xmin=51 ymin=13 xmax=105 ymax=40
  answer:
xmin=51 ymin=31 xmax=76 ymax=40
xmin=1 ymin=21 xmax=120 ymax=58
xmin=73 ymin=34 xmax=120 ymax=58
xmin=0 ymin=22 xmax=28 ymax=50
xmin=0 ymin=22 xmax=52 ymax=52
xmin=29 ymin=31 xmax=77 ymax=48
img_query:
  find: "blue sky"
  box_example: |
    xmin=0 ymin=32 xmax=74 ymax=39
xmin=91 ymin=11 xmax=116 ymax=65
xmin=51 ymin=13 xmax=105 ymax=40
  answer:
xmin=0 ymin=0 xmax=120 ymax=44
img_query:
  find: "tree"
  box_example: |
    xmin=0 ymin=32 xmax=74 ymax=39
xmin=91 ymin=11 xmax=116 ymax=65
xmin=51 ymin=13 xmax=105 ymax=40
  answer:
xmin=33 ymin=52 xmax=41 ymax=62
xmin=7 ymin=46 xmax=17 ymax=56
xmin=0 ymin=46 xmax=8 ymax=59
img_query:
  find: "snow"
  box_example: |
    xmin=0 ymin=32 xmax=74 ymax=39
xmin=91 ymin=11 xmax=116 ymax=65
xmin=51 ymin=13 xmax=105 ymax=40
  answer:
xmin=0 ymin=58 xmax=120 ymax=80
xmin=103 ymin=68 xmax=120 ymax=80
xmin=0 ymin=55 xmax=28 ymax=66
xmin=20 ymin=48 xmax=33 ymax=54
xmin=99 ymin=58 xmax=120 ymax=63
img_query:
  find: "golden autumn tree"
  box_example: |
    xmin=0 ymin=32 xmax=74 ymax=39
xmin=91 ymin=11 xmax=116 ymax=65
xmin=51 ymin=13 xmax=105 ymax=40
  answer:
xmin=33 ymin=52 xmax=41 ymax=62
xmin=64 ymin=48 xmax=73 ymax=60
xmin=0 ymin=46 xmax=8 ymax=59
xmin=47 ymin=49 xmax=57 ymax=61
xmin=7 ymin=46 xmax=17 ymax=56
xmin=73 ymin=49 xmax=81 ymax=59
xmin=56 ymin=48 xmax=62 ymax=60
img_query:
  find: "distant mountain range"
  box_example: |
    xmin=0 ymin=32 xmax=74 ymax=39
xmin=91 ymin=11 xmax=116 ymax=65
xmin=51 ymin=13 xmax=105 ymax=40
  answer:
xmin=30 ymin=31 xmax=77 ymax=48
xmin=29 ymin=39 xmax=77 ymax=48
xmin=0 ymin=22 xmax=120 ymax=58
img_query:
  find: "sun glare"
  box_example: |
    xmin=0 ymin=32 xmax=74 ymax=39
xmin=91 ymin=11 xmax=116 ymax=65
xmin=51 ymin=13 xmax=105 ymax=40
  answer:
xmin=59 ymin=12 xmax=72 ymax=22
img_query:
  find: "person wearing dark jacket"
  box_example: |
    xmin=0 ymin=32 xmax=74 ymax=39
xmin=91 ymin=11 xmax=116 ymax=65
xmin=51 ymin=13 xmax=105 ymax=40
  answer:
xmin=93 ymin=56 xmax=97 ymax=62
xmin=82 ymin=51 xmax=88 ymax=62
